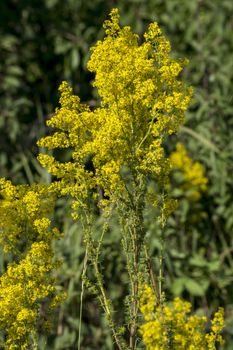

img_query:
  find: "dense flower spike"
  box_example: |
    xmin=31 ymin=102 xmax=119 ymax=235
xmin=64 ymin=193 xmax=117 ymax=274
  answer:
xmin=0 ymin=179 xmax=62 ymax=349
xmin=140 ymin=286 xmax=224 ymax=350
xmin=38 ymin=8 xmax=192 ymax=216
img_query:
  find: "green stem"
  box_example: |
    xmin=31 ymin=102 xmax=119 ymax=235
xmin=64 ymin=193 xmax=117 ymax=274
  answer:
xmin=127 ymin=202 xmax=145 ymax=350
xmin=83 ymin=213 xmax=125 ymax=350
xmin=78 ymin=247 xmax=88 ymax=350
xmin=144 ymin=244 xmax=159 ymax=300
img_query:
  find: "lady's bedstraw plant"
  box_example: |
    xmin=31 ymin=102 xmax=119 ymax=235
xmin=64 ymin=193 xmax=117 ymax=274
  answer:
xmin=37 ymin=8 xmax=223 ymax=350
xmin=0 ymin=179 xmax=63 ymax=349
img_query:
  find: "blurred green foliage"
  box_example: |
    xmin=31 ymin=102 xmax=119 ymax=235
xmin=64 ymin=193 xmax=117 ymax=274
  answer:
xmin=0 ymin=0 xmax=233 ymax=348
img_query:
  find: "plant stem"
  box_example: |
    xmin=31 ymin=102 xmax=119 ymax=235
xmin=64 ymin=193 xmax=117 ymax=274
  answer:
xmin=78 ymin=247 xmax=88 ymax=350
xmin=83 ymin=213 xmax=125 ymax=350
xmin=128 ymin=203 xmax=145 ymax=350
xmin=93 ymin=260 xmax=125 ymax=350
xmin=129 ymin=232 xmax=139 ymax=350
xmin=144 ymin=244 xmax=159 ymax=300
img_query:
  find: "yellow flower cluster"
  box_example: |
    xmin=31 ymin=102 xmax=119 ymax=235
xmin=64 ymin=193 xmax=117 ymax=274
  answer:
xmin=206 ymin=308 xmax=225 ymax=350
xmin=140 ymin=286 xmax=224 ymax=350
xmin=0 ymin=178 xmax=56 ymax=252
xmin=37 ymin=8 xmax=192 ymax=215
xmin=0 ymin=178 xmax=62 ymax=349
xmin=0 ymin=242 xmax=56 ymax=349
xmin=170 ymin=143 xmax=208 ymax=201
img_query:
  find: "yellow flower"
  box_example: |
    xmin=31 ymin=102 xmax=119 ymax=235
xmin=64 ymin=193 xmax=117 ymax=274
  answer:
xmin=37 ymin=9 xmax=192 ymax=217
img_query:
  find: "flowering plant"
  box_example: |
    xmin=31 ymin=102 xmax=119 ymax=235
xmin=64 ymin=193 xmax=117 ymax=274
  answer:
xmin=0 ymin=8 xmax=224 ymax=350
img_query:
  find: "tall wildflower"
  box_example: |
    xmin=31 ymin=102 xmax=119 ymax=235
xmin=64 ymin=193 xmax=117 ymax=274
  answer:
xmin=37 ymin=8 xmax=193 ymax=349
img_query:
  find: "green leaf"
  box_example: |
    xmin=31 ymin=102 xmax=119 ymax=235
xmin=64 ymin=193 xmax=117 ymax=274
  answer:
xmin=171 ymin=277 xmax=186 ymax=295
xmin=189 ymin=255 xmax=207 ymax=267
xmin=184 ymin=278 xmax=208 ymax=296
